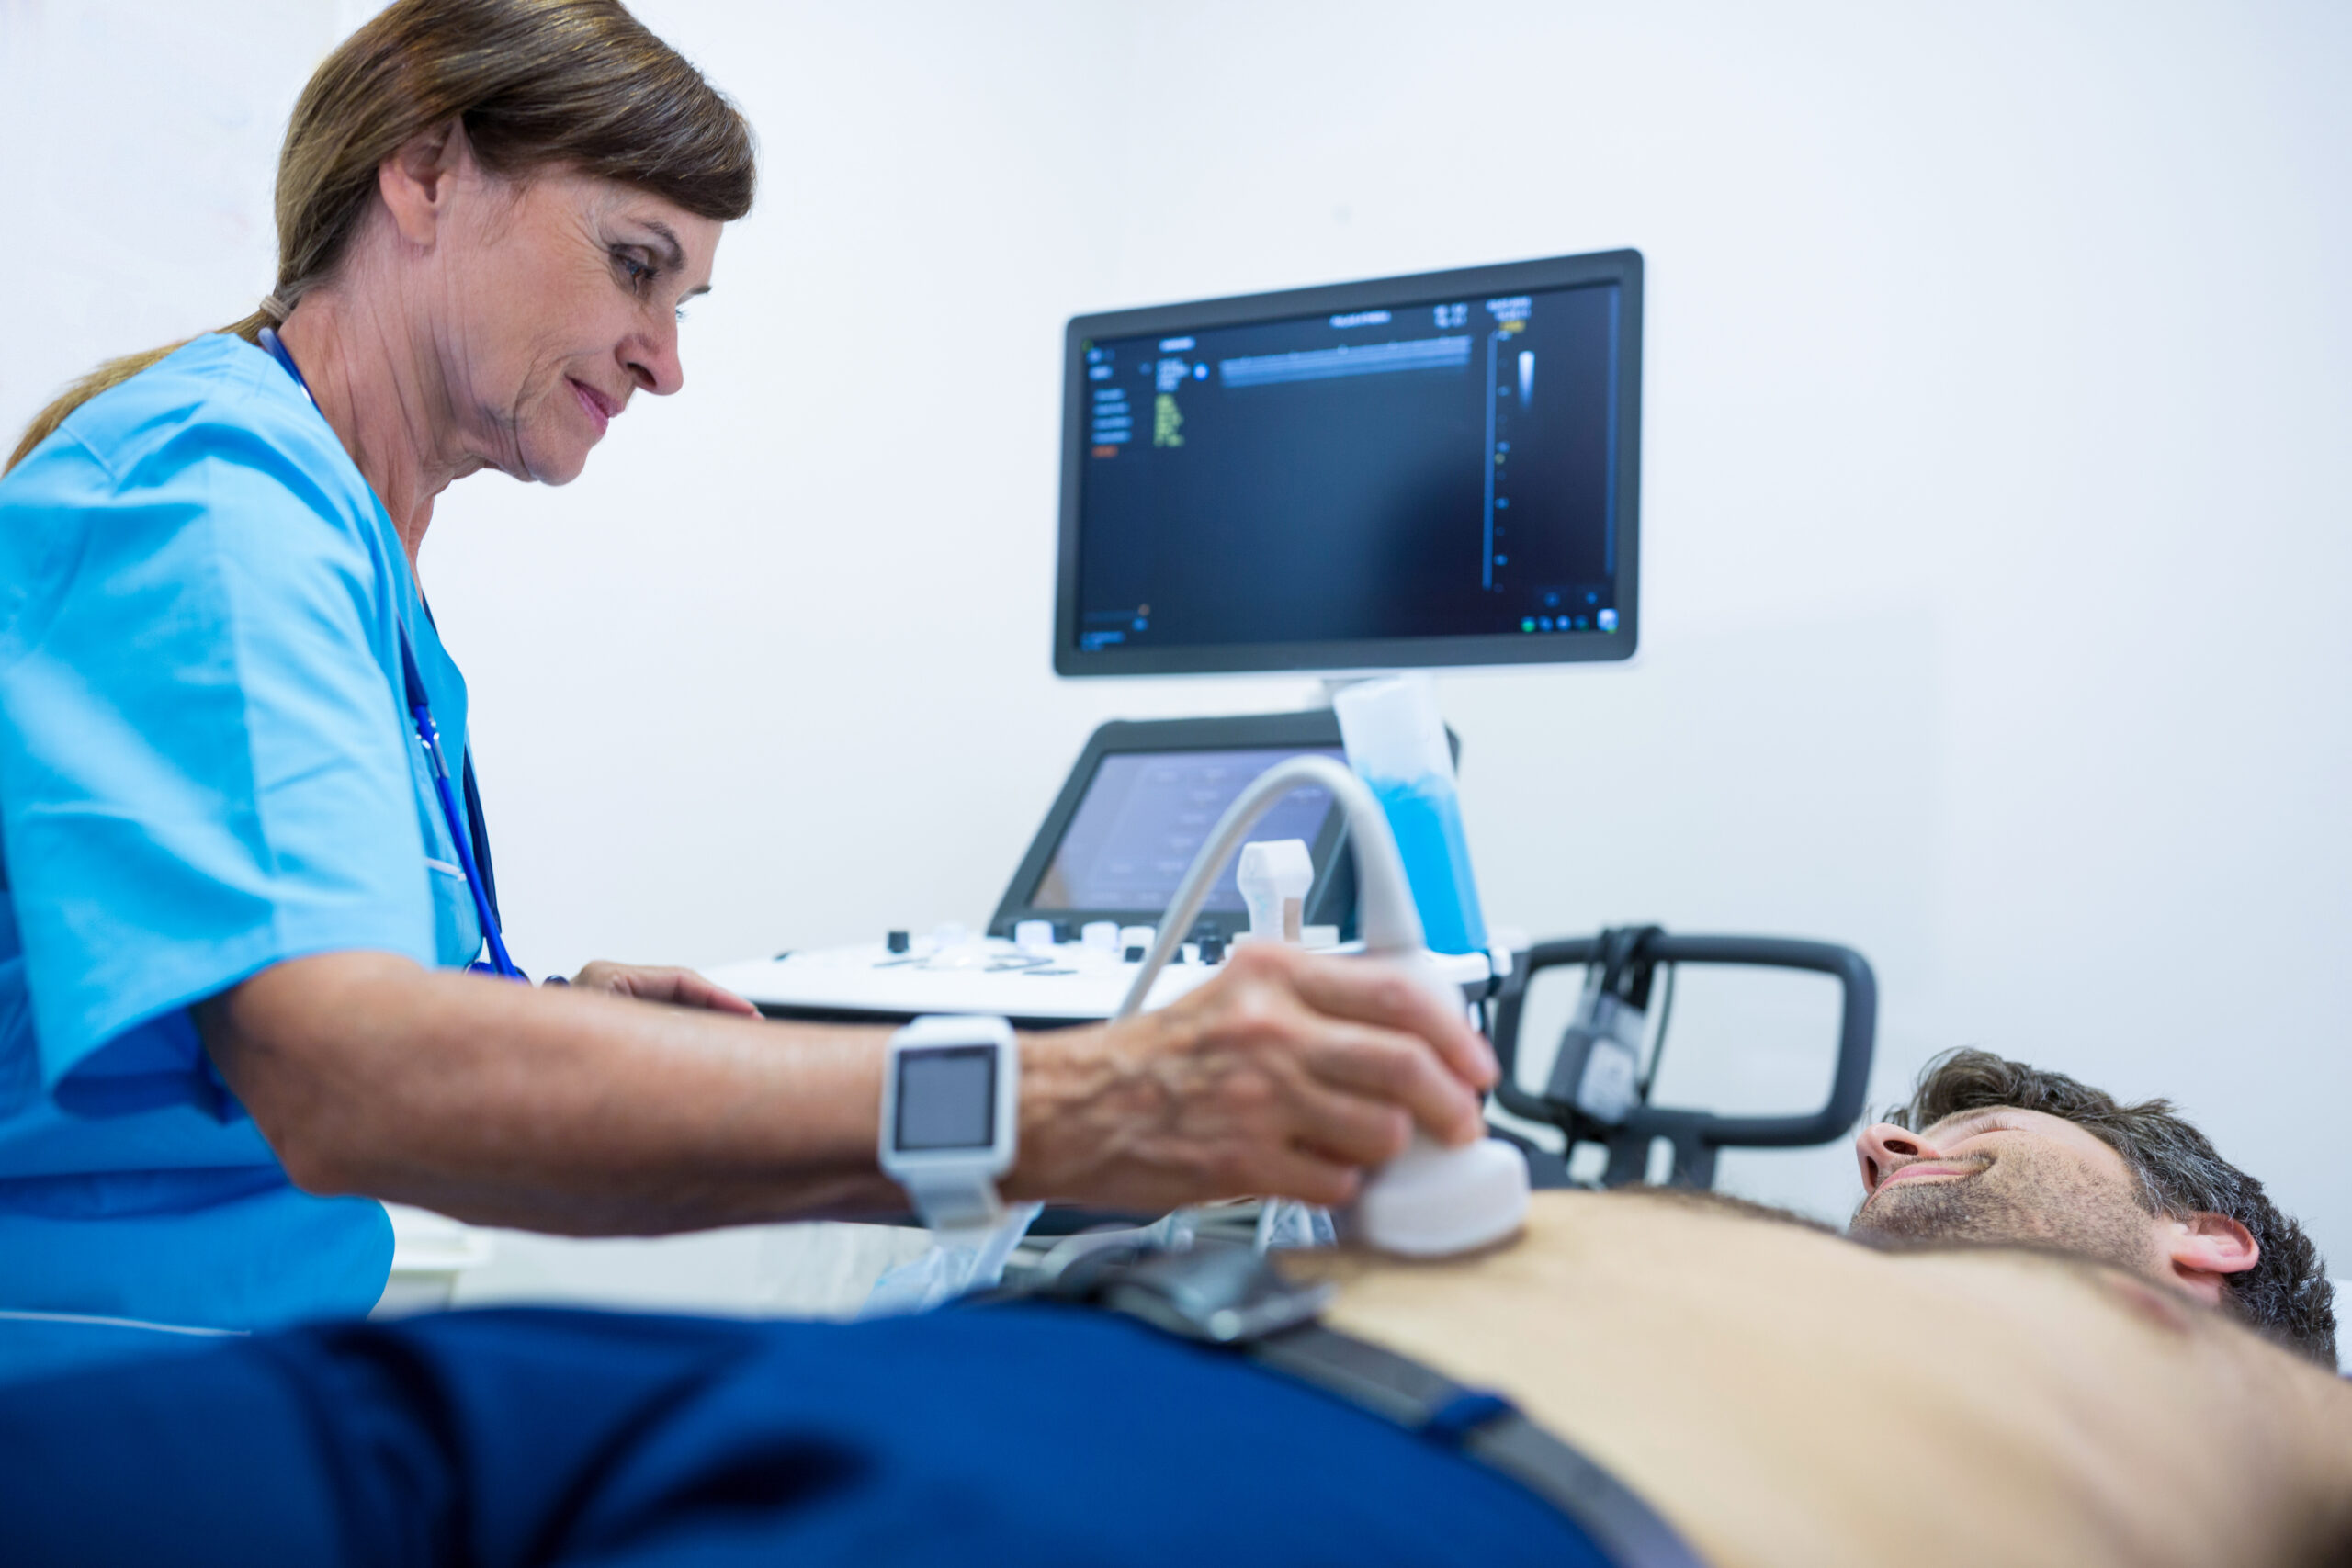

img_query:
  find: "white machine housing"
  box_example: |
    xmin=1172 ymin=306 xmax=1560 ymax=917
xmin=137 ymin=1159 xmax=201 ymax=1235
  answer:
xmin=703 ymin=938 xmax=1496 ymax=1030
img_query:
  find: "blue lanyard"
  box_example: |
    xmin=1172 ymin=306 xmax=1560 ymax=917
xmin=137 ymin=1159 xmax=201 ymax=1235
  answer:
xmin=256 ymin=328 xmax=524 ymax=980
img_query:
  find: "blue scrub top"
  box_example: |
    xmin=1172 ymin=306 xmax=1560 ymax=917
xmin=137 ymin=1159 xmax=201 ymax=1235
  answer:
xmin=0 ymin=333 xmax=490 ymax=1382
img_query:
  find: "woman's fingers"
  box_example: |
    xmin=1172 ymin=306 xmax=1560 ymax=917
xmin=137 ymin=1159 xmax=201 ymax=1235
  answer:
xmin=663 ymin=971 xmax=763 ymax=1016
xmin=569 ymin=962 xmax=763 ymax=1015
xmin=571 ymin=960 xmax=627 ymax=992
xmin=1282 ymin=1076 xmax=1417 ymax=1168
xmin=1279 ymin=949 xmax=1498 ymax=1091
xmin=1296 ymin=1021 xmax=1486 ymax=1148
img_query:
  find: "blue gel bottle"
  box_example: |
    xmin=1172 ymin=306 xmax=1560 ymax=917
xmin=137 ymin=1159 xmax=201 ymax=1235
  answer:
xmin=1334 ymin=675 xmax=1490 ymax=956
xmin=1365 ymin=774 xmax=1488 ymax=955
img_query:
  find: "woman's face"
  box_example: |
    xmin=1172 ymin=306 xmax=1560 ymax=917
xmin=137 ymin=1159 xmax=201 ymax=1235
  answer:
xmin=435 ymin=166 xmax=722 ymax=486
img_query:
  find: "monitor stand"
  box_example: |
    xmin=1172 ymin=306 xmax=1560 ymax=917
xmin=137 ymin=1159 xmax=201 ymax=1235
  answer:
xmin=1314 ymin=673 xmax=1396 ymax=708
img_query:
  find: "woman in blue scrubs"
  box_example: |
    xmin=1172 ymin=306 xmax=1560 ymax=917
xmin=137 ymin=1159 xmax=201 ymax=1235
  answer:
xmin=0 ymin=0 xmax=1496 ymax=1385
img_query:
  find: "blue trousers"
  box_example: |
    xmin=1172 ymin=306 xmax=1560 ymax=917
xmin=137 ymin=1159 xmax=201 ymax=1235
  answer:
xmin=0 ymin=1303 xmax=1616 ymax=1567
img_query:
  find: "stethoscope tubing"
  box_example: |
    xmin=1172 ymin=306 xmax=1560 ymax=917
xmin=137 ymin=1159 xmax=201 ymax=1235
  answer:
xmin=400 ymin=643 xmax=523 ymax=979
xmin=257 ymin=328 xmax=525 ymax=981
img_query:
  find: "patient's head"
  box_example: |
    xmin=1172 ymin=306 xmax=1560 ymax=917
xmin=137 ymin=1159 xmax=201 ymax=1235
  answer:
xmin=1848 ymin=1049 xmax=2336 ymax=1366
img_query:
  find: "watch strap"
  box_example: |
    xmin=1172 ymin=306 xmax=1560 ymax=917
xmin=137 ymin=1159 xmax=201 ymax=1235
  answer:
xmin=908 ymin=1178 xmax=1006 ymax=1235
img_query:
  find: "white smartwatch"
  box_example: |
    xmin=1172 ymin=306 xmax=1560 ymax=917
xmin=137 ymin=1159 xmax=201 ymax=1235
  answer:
xmin=878 ymin=1015 xmax=1019 ymax=1237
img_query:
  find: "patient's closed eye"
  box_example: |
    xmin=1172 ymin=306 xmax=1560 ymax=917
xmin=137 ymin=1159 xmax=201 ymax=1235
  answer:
xmin=1937 ymin=1115 xmax=2023 ymax=1147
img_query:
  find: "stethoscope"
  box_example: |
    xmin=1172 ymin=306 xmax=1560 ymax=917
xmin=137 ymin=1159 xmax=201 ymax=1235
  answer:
xmin=257 ymin=327 xmax=524 ymax=981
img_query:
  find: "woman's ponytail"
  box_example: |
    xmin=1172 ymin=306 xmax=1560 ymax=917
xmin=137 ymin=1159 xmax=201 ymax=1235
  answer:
xmin=4 ymin=309 xmax=274 ymax=475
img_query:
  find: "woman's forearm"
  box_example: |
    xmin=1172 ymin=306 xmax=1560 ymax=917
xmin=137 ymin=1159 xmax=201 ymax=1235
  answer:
xmin=201 ymin=951 xmax=909 ymax=1233
xmin=200 ymin=941 xmax=1496 ymax=1238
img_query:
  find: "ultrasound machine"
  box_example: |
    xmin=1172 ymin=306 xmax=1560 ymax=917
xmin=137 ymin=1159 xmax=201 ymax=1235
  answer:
xmin=705 ymin=246 xmax=1876 ymax=1204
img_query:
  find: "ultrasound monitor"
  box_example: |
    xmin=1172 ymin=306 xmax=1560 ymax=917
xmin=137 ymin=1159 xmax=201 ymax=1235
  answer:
xmin=1054 ymin=249 xmax=1642 ymax=676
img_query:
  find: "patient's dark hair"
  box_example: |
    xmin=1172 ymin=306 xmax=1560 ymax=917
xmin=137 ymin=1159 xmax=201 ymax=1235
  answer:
xmin=1889 ymin=1049 xmax=2336 ymax=1368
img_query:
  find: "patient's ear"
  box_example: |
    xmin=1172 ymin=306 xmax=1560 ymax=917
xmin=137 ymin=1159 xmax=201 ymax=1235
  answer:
xmin=2162 ymin=1213 xmax=2257 ymax=1304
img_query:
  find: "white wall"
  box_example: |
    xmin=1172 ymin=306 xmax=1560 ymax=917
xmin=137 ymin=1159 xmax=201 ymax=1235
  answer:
xmin=6 ymin=2 xmax=2346 ymax=1266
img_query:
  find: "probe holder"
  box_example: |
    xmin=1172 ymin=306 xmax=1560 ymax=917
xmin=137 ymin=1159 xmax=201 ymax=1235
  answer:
xmin=1490 ymin=931 xmax=1877 ymax=1190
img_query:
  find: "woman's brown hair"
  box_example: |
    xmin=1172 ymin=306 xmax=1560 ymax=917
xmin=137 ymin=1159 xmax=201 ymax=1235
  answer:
xmin=6 ymin=0 xmax=754 ymax=473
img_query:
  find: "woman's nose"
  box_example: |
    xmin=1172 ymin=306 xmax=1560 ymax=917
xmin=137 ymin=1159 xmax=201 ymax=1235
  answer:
xmin=626 ymin=324 xmax=684 ymax=398
xmin=1854 ymin=1122 xmax=1934 ymax=1190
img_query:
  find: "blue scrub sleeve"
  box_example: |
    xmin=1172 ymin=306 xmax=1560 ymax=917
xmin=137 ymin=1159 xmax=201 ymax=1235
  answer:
xmin=0 ymin=407 xmax=437 ymax=1103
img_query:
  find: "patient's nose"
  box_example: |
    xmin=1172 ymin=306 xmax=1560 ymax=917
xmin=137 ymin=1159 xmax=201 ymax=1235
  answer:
xmin=1855 ymin=1122 xmax=1934 ymax=1191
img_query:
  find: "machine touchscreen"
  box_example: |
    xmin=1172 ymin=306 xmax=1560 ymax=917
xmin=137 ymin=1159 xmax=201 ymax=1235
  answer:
xmin=1030 ymin=746 xmax=1342 ymax=917
xmin=987 ymin=713 xmax=1373 ymax=942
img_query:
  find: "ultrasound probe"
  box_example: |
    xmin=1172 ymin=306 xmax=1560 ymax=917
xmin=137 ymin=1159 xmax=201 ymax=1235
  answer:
xmin=1114 ymin=755 xmax=1531 ymax=1258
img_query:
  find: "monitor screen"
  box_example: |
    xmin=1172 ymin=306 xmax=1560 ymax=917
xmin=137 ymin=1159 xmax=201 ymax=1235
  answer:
xmin=1055 ymin=250 xmax=1641 ymax=676
xmin=1028 ymin=745 xmax=1342 ymax=916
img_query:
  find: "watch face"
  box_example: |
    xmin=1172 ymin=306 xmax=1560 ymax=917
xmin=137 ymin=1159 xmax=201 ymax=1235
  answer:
xmin=893 ymin=1044 xmax=998 ymax=1152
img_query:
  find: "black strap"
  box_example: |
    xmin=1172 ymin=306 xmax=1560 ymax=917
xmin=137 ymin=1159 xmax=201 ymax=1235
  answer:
xmin=1246 ymin=1321 xmax=1707 ymax=1568
xmin=1013 ymin=1244 xmax=1706 ymax=1568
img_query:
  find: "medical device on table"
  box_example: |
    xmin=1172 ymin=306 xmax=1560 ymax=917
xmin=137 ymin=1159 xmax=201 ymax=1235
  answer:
xmin=718 ymin=242 xmax=1651 ymax=1023
xmin=702 ymin=709 xmax=1481 ymax=1027
xmin=713 ymin=252 xmax=1587 ymax=1251
xmin=729 ymin=249 xmax=1872 ymax=1252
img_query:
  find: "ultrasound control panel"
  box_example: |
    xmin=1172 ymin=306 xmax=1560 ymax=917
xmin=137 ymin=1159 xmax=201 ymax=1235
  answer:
xmin=701 ymin=710 xmax=1487 ymax=1030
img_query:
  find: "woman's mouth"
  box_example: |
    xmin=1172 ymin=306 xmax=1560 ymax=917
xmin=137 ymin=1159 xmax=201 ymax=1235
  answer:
xmin=569 ymin=378 xmax=614 ymax=438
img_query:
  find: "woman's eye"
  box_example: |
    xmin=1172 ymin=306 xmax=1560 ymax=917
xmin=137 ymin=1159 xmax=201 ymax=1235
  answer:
xmin=614 ymin=251 xmax=657 ymax=289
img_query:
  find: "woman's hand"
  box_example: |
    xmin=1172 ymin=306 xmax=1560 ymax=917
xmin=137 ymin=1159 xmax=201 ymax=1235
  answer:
xmin=1006 ymin=942 xmax=1499 ymax=1213
xmin=569 ymin=961 xmax=762 ymax=1016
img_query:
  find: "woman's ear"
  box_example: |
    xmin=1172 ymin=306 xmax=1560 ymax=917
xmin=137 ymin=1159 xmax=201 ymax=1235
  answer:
xmin=376 ymin=118 xmax=471 ymax=248
xmin=2164 ymin=1212 xmax=2258 ymax=1303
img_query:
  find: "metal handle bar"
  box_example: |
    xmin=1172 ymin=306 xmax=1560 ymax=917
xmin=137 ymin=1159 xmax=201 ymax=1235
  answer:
xmin=1492 ymin=933 xmax=1877 ymax=1151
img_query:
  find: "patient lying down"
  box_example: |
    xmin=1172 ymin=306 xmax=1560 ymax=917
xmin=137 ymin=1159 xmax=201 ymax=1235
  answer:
xmin=1292 ymin=1186 xmax=2351 ymax=1567
xmin=3 ymin=1053 xmax=2344 ymax=1568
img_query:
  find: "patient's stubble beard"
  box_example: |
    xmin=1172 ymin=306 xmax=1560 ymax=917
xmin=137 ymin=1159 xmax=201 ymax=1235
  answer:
xmin=1848 ymin=1152 xmax=2165 ymax=1280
